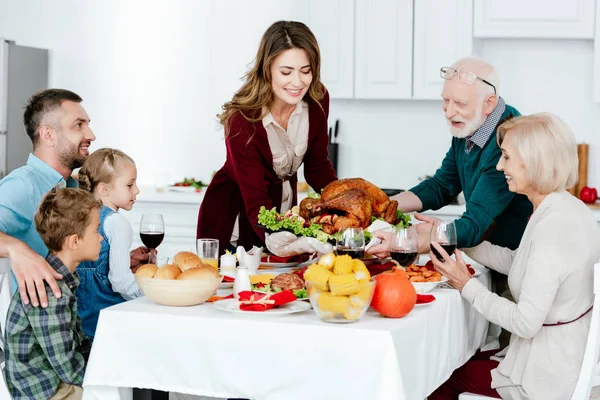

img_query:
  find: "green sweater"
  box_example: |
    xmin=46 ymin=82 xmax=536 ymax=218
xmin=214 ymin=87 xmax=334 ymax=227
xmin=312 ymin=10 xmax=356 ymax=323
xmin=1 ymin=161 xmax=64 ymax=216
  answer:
xmin=411 ymin=105 xmax=532 ymax=249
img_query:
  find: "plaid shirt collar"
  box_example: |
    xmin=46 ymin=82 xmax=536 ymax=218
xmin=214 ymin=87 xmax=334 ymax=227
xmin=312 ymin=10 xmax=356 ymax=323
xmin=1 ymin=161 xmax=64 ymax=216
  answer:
xmin=465 ymin=97 xmax=506 ymax=154
xmin=46 ymin=253 xmax=79 ymax=289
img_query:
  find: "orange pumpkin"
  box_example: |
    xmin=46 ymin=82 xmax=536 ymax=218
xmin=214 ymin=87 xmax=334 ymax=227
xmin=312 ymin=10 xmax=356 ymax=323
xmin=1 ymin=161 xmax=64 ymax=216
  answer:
xmin=371 ymin=267 xmax=416 ymax=318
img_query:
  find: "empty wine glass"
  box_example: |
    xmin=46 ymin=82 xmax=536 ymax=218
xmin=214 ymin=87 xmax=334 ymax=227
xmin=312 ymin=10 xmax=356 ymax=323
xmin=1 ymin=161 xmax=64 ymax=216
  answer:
xmin=335 ymin=227 xmax=365 ymax=259
xmin=140 ymin=214 xmax=165 ymax=264
xmin=429 ymin=220 xmax=457 ymax=262
xmin=389 ymin=226 xmax=418 ymax=267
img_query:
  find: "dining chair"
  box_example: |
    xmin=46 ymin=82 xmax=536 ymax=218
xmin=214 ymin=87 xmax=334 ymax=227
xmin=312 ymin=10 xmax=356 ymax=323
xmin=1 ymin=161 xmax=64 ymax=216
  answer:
xmin=459 ymin=262 xmax=600 ymax=400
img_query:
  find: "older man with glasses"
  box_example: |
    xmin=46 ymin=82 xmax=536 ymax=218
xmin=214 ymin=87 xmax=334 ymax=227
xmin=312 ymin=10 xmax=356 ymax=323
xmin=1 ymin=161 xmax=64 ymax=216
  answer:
xmin=369 ymin=57 xmax=533 ymax=346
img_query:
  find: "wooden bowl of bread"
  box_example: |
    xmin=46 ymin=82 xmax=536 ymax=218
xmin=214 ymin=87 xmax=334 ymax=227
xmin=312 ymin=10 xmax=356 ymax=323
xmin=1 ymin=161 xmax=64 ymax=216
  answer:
xmin=135 ymin=251 xmax=222 ymax=306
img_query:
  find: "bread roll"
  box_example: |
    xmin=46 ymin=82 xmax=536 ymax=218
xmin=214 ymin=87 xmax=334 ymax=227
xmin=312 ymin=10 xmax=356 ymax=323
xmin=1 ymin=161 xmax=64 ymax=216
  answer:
xmin=178 ymin=266 xmax=220 ymax=281
xmin=172 ymin=251 xmax=204 ymax=271
xmin=135 ymin=264 xmax=158 ymax=278
xmin=154 ymin=264 xmax=182 ymax=280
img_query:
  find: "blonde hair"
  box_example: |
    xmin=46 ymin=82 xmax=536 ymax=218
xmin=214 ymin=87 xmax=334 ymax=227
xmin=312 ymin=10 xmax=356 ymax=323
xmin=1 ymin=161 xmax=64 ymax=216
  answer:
xmin=497 ymin=113 xmax=578 ymax=194
xmin=35 ymin=187 xmax=103 ymax=252
xmin=219 ymin=20 xmax=326 ymax=137
xmin=78 ymin=148 xmax=135 ymax=193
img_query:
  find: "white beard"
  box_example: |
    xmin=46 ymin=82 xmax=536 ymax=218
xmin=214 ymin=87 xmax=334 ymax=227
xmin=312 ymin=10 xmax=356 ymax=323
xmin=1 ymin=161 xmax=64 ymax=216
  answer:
xmin=447 ymin=106 xmax=486 ymax=138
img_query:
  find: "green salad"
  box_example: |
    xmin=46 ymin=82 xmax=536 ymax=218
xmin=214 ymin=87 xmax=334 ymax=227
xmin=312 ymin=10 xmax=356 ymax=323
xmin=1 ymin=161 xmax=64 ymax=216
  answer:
xmin=251 ymin=282 xmax=307 ymax=299
xmin=257 ymin=206 xmax=332 ymax=243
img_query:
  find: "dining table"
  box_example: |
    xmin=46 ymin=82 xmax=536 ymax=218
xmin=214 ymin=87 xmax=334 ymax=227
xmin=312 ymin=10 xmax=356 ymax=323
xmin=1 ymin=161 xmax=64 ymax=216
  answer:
xmin=82 ymin=260 xmax=492 ymax=400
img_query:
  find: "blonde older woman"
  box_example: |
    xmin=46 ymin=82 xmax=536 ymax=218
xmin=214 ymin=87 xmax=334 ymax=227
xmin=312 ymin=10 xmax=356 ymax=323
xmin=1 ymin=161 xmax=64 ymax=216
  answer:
xmin=428 ymin=113 xmax=600 ymax=400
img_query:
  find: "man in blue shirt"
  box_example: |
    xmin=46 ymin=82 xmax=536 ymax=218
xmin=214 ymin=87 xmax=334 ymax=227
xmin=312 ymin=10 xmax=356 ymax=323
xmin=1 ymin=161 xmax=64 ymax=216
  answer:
xmin=0 ymin=89 xmax=94 ymax=308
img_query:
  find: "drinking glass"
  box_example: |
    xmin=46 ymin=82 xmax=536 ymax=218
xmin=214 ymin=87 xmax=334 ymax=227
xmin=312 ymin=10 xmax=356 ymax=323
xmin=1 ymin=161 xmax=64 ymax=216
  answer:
xmin=335 ymin=228 xmax=365 ymax=259
xmin=196 ymin=238 xmax=219 ymax=270
xmin=389 ymin=227 xmax=418 ymax=267
xmin=139 ymin=214 xmax=165 ymax=264
xmin=429 ymin=220 xmax=457 ymax=262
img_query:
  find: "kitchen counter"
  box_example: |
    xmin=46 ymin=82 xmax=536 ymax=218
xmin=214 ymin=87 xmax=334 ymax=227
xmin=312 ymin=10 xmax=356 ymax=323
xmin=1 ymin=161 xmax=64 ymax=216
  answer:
xmin=424 ymin=203 xmax=600 ymax=223
xmin=136 ymin=187 xmax=205 ymax=204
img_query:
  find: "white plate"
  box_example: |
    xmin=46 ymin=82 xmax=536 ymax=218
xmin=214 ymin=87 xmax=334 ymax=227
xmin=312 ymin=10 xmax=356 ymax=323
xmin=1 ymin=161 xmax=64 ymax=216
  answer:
xmin=252 ymin=289 xmax=309 ymax=301
xmin=219 ymin=282 xmax=234 ymax=289
xmin=211 ymin=298 xmax=311 ymax=315
xmin=168 ymin=186 xmax=202 ymax=193
xmin=411 ymin=276 xmax=449 ymax=294
xmin=259 ymin=261 xmax=300 ymax=268
xmin=414 ymin=298 xmax=436 ymax=307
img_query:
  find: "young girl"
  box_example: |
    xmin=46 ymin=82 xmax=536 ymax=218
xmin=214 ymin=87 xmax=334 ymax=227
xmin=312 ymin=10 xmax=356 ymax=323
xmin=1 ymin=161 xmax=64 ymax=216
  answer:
xmin=77 ymin=148 xmax=148 ymax=339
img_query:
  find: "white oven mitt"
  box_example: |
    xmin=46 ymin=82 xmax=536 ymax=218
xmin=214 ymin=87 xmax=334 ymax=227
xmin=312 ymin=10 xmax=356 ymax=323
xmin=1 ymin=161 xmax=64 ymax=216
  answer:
xmin=265 ymin=231 xmax=333 ymax=257
xmin=236 ymin=245 xmax=263 ymax=275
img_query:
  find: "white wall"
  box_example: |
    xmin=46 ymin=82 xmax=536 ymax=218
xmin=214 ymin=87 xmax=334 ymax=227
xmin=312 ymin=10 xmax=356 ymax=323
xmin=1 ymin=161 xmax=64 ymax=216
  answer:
xmin=0 ymin=1 xmax=598 ymax=192
xmin=331 ymin=39 xmax=600 ymax=190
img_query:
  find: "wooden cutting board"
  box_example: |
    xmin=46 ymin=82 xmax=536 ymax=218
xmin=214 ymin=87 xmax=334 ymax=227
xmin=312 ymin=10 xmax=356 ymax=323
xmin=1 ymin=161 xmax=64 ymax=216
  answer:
xmin=587 ymin=201 xmax=600 ymax=210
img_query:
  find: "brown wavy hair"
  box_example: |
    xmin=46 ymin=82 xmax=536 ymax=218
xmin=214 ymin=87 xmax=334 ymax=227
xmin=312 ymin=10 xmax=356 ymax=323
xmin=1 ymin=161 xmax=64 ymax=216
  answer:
xmin=219 ymin=20 xmax=325 ymax=136
xmin=35 ymin=187 xmax=103 ymax=252
xmin=78 ymin=148 xmax=135 ymax=193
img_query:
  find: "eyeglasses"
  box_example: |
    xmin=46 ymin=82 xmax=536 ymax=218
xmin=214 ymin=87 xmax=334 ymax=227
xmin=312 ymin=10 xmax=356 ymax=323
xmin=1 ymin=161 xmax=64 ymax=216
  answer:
xmin=440 ymin=67 xmax=497 ymax=95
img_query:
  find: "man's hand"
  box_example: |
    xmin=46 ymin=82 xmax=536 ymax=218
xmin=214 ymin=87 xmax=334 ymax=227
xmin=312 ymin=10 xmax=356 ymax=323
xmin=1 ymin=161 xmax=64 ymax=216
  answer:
xmin=8 ymin=241 xmax=62 ymax=308
xmin=414 ymin=214 xmax=441 ymax=254
xmin=130 ymin=246 xmax=153 ymax=268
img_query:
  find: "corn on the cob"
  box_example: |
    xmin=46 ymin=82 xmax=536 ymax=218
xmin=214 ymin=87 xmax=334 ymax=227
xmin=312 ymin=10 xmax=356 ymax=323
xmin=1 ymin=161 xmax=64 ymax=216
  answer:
xmin=329 ymin=273 xmax=360 ymax=296
xmin=318 ymin=253 xmax=336 ymax=270
xmin=317 ymin=292 xmax=350 ymax=314
xmin=343 ymin=305 xmax=362 ymax=321
xmin=303 ymin=265 xmax=333 ymax=291
xmin=349 ymin=282 xmax=373 ymax=308
xmin=352 ymin=259 xmax=370 ymax=282
xmin=333 ymin=254 xmax=353 ymax=275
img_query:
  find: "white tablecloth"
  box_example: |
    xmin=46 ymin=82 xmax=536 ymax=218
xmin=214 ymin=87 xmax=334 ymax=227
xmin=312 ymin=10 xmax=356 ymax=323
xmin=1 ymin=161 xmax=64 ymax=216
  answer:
xmin=83 ymin=267 xmax=490 ymax=400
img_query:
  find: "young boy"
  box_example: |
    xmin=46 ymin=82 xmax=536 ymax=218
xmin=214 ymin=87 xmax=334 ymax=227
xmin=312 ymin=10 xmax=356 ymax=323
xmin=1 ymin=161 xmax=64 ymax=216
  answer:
xmin=4 ymin=187 xmax=103 ymax=400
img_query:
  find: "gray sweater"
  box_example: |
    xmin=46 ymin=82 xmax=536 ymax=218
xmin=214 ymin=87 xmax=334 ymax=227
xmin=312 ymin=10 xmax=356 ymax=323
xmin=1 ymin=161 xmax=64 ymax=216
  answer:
xmin=463 ymin=191 xmax=600 ymax=400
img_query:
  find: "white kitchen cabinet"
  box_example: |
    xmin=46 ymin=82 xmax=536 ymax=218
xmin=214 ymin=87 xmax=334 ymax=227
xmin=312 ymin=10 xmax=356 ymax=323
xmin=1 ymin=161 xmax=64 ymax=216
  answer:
xmin=413 ymin=0 xmax=474 ymax=99
xmin=594 ymin=2 xmax=600 ymax=103
xmin=474 ymin=0 xmax=596 ymax=39
xmin=354 ymin=0 xmax=413 ymax=99
xmin=121 ymin=190 xmax=203 ymax=261
xmin=293 ymin=0 xmax=355 ymax=99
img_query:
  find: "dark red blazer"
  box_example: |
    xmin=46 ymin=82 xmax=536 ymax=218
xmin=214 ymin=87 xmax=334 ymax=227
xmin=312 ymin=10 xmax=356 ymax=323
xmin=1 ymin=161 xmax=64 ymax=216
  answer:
xmin=197 ymin=91 xmax=337 ymax=256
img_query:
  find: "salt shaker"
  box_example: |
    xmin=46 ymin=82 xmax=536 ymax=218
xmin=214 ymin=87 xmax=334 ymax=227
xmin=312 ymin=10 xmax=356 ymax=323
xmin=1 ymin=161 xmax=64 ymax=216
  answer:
xmin=233 ymin=265 xmax=251 ymax=299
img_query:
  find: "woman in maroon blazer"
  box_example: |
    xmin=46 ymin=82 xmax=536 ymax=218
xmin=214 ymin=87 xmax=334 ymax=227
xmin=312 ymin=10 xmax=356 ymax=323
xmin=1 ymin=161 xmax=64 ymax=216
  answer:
xmin=197 ymin=21 xmax=337 ymax=256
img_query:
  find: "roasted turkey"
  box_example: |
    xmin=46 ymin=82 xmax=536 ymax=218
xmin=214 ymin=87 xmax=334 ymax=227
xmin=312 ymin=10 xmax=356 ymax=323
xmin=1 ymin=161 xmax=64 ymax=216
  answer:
xmin=299 ymin=178 xmax=398 ymax=234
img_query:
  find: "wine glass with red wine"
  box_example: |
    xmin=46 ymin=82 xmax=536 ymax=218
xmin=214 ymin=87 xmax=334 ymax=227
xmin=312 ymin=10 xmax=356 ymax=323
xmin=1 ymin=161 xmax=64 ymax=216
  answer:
xmin=335 ymin=227 xmax=365 ymax=259
xmin=430 ymin=220 xmax=457 ymax=262
xmin=140 ymin=214 xmax=165 ymax=264
xmin=389 ymin=227 xmax=418 ymax=267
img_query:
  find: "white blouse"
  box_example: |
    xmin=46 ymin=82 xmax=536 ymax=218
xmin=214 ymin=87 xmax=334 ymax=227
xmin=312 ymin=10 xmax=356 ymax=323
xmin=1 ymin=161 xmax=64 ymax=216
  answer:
xmin=262 ymin=100 xmax=310 ymax=213
xmin=230 ymin=101 xmax=310 ymax=246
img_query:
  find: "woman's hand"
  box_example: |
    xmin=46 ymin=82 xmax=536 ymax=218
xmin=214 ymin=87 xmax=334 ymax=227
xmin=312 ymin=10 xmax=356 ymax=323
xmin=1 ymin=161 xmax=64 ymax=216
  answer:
xmin=429 ymin=242 xmax=472 ymax=292
xmin=365 ymin=231 xmax=393 ymax=259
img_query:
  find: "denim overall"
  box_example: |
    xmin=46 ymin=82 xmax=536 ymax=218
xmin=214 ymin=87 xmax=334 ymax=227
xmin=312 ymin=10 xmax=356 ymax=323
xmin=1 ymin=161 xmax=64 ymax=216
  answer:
xmin=76 ymin=206 xmax=126 ymax=339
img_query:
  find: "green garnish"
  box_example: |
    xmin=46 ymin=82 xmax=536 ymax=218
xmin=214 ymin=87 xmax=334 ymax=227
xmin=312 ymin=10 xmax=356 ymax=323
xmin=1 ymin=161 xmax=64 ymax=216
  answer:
xmin=257 ymin=206 xmax=333 ymax=243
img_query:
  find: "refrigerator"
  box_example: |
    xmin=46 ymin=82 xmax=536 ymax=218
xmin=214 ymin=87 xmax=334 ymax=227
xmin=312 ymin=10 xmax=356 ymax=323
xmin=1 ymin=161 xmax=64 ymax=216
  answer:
xmin=0 ymin=38 xmax=48 ymax=179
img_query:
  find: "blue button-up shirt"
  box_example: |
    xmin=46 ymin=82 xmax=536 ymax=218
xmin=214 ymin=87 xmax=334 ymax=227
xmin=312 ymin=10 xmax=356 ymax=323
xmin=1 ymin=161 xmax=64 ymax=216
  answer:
xmin=0 ymin=154 xmax=78 ymax=292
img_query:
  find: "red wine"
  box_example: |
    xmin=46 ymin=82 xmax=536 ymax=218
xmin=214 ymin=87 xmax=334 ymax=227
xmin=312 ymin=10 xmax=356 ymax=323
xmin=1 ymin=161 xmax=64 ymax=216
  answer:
xmin=431 ymin=243 xmax=456 ymax=261
xmin=335 ymin=248 xmax=364 ymax=259
xmin=390 ymin=251 xmax=418 ymax=267
xmin=140 ymin=232 xmax=164 ymax=249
